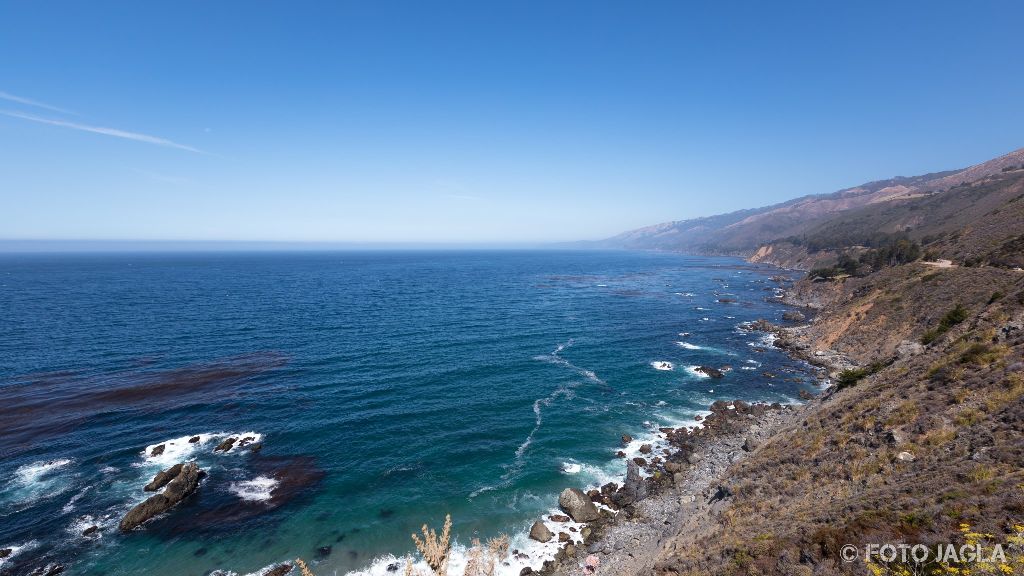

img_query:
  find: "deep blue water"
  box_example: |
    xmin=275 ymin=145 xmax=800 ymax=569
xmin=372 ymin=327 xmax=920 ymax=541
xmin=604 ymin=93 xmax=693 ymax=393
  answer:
xmin=0 ymin=250 xmax=813 ymax=575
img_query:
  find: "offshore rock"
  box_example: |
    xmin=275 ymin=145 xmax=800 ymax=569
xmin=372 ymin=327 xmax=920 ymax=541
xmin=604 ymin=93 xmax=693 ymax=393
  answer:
xmin=120 ymin=462 xmax=202 ymax=531
xmin=144 ymin=463 xmax=183 ymax=492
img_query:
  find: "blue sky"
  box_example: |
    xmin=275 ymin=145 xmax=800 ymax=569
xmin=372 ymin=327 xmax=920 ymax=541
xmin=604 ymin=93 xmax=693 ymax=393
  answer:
xmin=2 ymin=1 xmax=1023 ymax=244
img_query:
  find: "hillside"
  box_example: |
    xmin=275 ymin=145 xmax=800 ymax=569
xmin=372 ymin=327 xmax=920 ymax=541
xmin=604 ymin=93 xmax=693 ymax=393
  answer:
xmin=603 ymin=147 xmax=1024 ymax=265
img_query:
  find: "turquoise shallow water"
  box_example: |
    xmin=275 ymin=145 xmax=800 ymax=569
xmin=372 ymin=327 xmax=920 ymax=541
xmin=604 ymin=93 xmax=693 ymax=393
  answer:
xmin=0 ymin=250 xmax=814 ymax=575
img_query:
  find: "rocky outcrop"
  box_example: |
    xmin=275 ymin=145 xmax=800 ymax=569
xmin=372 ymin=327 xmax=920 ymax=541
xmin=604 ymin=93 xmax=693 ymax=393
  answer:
xmin=120 ymin=462 xmax=202 ymax=531
xmin=144 ymin=463 xmax=183 ymax=492
xmin=214 ymin=437 xmax=237 ymax=452
xmin=695 ymin=366 xmax=724 ymax=378
xmin=558 ymin=488 xmax=600 ymax=522
xmin=150 ymin=444 xmax=165 ymax=457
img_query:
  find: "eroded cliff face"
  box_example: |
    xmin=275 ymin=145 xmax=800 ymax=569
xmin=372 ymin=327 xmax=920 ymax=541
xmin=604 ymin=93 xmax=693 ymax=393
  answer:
xmin=746 ymin=242 xmax=824 ymax=270
xmin=650 ymin=264 xmax=1024 ymax=576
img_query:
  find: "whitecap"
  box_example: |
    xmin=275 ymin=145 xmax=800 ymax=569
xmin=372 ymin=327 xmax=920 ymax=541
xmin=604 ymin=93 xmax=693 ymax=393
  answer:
xmin=560 ymin=462 xmax=582 ymax=474
xmin=15 ymin=459 xmax=72 ymax=484
xmin=228 ymin=476 xmax=278 ymax=502
xmin=2 ymin=459 xmax=75 ymax=507
xmin=675 ymin=341 xmax=702 ymax=350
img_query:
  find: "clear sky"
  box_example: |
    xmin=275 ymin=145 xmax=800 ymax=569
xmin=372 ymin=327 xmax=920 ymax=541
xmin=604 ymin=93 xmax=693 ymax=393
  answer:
xmin=2 ymin=1 xmax=1023 ymax=244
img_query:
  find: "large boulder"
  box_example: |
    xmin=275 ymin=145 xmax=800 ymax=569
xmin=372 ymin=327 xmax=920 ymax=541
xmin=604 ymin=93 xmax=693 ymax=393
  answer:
xmin=120 ymin=462 xmax=202 ymax=531
xmin=144 ymin=463 xmax=183 ymax=492
xmin=529 ymin=520 xmax=553 ymax=542
xmin=558 ymin=488 xmax=600 ymax=523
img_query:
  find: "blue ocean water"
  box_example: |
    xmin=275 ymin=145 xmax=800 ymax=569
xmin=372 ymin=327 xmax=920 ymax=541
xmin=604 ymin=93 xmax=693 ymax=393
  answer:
xmin=0 ymin=250 xmax=814 ymax=575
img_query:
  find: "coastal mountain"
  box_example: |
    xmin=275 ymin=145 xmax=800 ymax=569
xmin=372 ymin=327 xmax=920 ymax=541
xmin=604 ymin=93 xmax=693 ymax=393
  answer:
xmin=601 ymin=147 xmax=1024 ymax=267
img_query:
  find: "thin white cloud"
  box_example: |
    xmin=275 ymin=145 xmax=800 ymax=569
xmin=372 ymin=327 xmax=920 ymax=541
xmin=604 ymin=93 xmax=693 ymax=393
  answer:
xmin=0 ymin=90 xmax=75 ymax=114
xmin=1 ymin=110 xmax=204 ymax=154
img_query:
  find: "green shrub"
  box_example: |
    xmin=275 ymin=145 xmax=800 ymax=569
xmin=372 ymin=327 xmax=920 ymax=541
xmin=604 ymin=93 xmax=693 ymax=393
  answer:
xmin=835 ymin=362 xmax=884 ymax=390
xmin=987 ymin=291 xmax=1004 ymax=305
xmin=921 ymin=304 xmax=969 ymax=344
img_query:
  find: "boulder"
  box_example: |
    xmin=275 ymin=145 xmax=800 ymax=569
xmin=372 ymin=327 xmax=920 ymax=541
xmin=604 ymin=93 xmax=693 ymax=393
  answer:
xmin=615 ymin=451 xmax=626 ymax=458
xmin=150 ymin=444 xmax=165 ymax=457
xmin=558 ymin=532 xmax=570 ymax=542
xmin=250 ymin=443 xmax=263 ymax=453
xmin=633 ymin=457 xmax=647 ymax=467
xmin=188 ymin=435 xmax=201 ymax=443
xmin=897 ymin=340 xmax=925 ymax=357
xmin=144 ymin=463 xmax=184 ymax=492
xmin=549 ymin=514 xmax=571 ymax=522
xmin=896 ymin=451 xmax=915 ymax=462
xmin=529 ymin=520 xmax=553 ymax=542
xmin=782 ymin=311 xmax=806 ymax=322
xmin=639 ymin=444 xmax=652 ymax=454
xmin=120 ymin=462 xmax=202 ymax=531
xmin=520 ymin=568 xmax=533 ymax=576
xmin=558 ymin=488 xmax=600 ymax=522
xmin=620 ymin=434 xmax=633 ymax=446
xmin=82 ymin=525 xmax=99 ymax=537
xmin=0 ymin=548 xmax=12 ymax=559
xmin=214 ymin=437 xmax=237 ymax=452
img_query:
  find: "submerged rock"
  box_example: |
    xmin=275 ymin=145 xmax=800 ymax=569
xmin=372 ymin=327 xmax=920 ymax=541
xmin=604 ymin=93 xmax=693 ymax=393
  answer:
xmin=559 ymin=488 xmax=600 ymax=522
xmin=529 ymin=520 xmax=553 ymax=542
xmin=144 ymin=463 xmax=184 ymax=492
xmin=28 ymin=564 xmax=65 ymax=576
xmin=120 ymin=462 xmax=202 ymax=531
xmin=265 ymin=565 xmax=292 ymax=576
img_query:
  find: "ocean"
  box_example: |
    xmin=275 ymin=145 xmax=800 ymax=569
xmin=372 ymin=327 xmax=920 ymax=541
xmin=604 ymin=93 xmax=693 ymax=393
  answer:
xmin=0 ymin=250 xmax=816 ymax=575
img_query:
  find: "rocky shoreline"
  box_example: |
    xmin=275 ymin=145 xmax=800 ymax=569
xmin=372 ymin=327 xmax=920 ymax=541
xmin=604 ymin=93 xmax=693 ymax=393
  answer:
xmin=524 ymin=277 xmax=827 ymax=576
xmin=523 ymin=398 xmax=804 ymax=576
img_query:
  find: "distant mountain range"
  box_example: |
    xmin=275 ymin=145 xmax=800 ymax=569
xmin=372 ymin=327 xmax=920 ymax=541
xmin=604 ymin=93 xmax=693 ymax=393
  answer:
xmin=598 ymin=147 xmax=1024 ymax=269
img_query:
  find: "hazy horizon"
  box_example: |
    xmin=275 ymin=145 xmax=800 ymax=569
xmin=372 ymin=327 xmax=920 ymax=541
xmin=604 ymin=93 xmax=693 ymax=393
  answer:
xmin=3 ymin=1 xmax=1024 ymax=244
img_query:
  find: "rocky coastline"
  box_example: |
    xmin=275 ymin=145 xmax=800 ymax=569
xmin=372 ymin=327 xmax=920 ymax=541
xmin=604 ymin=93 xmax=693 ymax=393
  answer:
xmin=525 ymin=278 xmax=828 ymax=576
xmin=526 ymin=398 xmax=804 ymax=576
